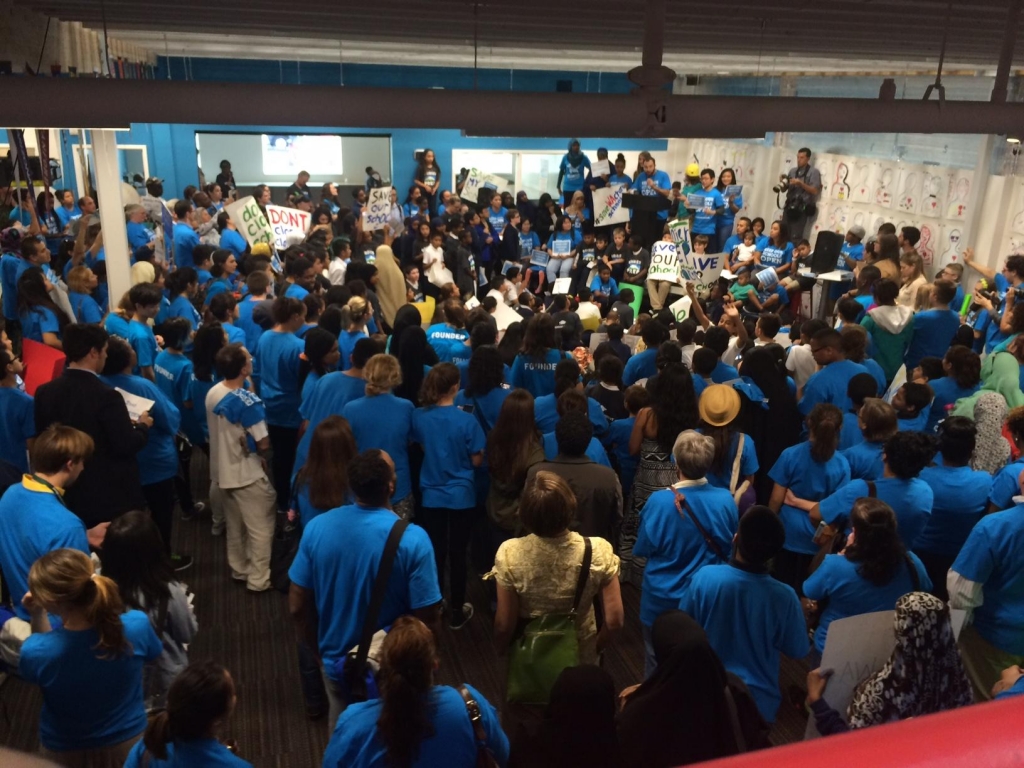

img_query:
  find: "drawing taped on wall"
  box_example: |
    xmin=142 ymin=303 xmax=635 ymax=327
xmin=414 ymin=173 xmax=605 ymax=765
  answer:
xmin=945 ymin=171 xmax=971 ymax=220
xmin=897 ymin=167 xmax=920 ymax=214
xmin=874 ymin=163 xmax=896 ymax=208
xmin=920 ymin=170 xmax=944 ymax=218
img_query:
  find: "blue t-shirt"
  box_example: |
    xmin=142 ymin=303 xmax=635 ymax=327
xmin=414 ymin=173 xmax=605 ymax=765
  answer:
xmin=284 ymin=282 xmax=309 ymax=301
xmin=126 ymin=221 xmax=155 ymax=252
xmin=172 ymin=222 xmax=200 ymax=268
xmin=711 ymin=360 xmax=739 ymax=384
xmin=288 ymin=504 xmax=441 ymax=674
xmin=904 ymin=308 xmax=960 ymax=371
xmin=426 ymin=323 xmax=470 ymax=361
xmin=155 ymin=351 xmax=202 ymax=445
xmin=510 ymin=349 xmax=571 ymax=398
xmin=546 ymin=231 xmax=579 ymax=258
xmin=951 ymin=504 xmax=1024 ymax=654
xmin=518 ymin=229 xmax=541 ymax=259
xmin=680 ymin=563 xmax=807 ymax=723
xmin=862 ymin=358 xmax=887 ymax=394
xmin=0 ymin=386 xmax=34 ymax=472
xmin=989 ymin=460 xmax=1024 ymax=511
xmin=541 ymin=433 xmax=612 ymax=467
xmin=719 ymin=192 xmax=743 ymax=228
xmin=0 ymin=480 xmax=89 ymax=620
xmin=692 ymin=189 xmax=725 ymax=235
xmin=412 ymin=405 xmax=486 ymax=509
xmin=104 ymin=311 xmax=130 ymax=340
xmin=804 ymin=552 xmax=931 ymax=653
xmin=602 ymin=416 xmax=638 ymax=484
xmin=196 ymin=269 xmax=213 ymax=287
xmin=488 ymin=206 xmax=508 ymax=235
xmin=759 ymin=241 xmax=794 ymax=270
xmin=54 ymin=205 xmax=82 ymax=230
xmin=631 ymin=170 xmax=673 ymax=219
xmin=838 ymin=242 xmax=864 ymax=271
xmin=189 ymin=376 xmax=217 ymax=444
xmin=633 ymin=483 xmax=738 ymax=625
xmin=533 ymin=393 xmax=608 ymax=437
xmin=125 ymin=737 xmax=252 ymax=768
xmin=915 ymin=465 xmax=992 ymax=557
xmin=818 ymin=477 xmax=933 ymax=550
xmin=20 ymin=610 xmax=162 ymax=751
xmin=219 ymin=228 xmax=248 ymax=258
xmin=798 ymin=360 xmax=870 ymax=415
xmin=897 ymin=410 xmax=930 ymax=433
xmin=101 ymin=373 xmax=180 ymax=485
xmin=20 ymin=306 xmax=60 ymax=344
xmin=344 ymin=394 xmax=415 ymax=502
xmin=292 ymin=482 xmax=352 ymax=531
xmin=236 ymin=297 xmax=266 ymax=352
xmin=453 ymin=386 xmax=511 ymax=434
xmin=68 ymin=291 xmax=103 ymax=324
xmin=841 ymin=440 xmax=885 ymax=481
xmin=590 ymin=275 xmax=618 ymax=297
xmin=293 ymin=372 xmax=367 ymax=478
xmin=623 ymin=348 xmax=658 ymax=386
xmin=127 ymin=318 xmax=158 ymax=373
xmin=203 ymin=277 xmax=232 ymax=307
xmin=0 ymin=253 xmax=30 ymax=320
xmin=770 ymin=442 xmax=851 ymax=555
xmin=336 ymin=330 xmax=367 ymax=372
xmin=699 ymin=430 xmax=758 ymax=490
xmin=166 ymin=294 xmax=201 ymax=332
xmin=323 ymin=684 xmax=508 ymax=768
xmin=254 ymin=329 xmax=305 ymax=428
xmin=838 ymin=411 xmax=864 ymax=451
xmin=223 ymin=322 xmax=246 ymax=348
xmin=559 ymin=155 xmax=591 ymax=193
xmin=927 ymin=376 xmax=979 ymax=432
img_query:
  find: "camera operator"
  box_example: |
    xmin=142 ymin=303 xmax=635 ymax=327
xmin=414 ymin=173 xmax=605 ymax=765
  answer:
xmin=775 ymin=147 xmax=821 ymax=242
xmin=964 ymin=249 xmax=1024 ymax=352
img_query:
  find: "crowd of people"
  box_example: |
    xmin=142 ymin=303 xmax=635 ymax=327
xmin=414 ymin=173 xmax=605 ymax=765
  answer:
xmin=1 ymin=139 xmax=1023 ymax=768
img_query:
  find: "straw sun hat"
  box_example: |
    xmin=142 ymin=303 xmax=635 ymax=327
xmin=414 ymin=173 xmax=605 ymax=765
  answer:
xmin=698 ymin=384 xmax=741 ymax=427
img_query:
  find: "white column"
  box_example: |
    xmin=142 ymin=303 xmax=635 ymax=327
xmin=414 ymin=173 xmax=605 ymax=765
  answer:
xmin=92 ymin=130 xmax=131 ymax=306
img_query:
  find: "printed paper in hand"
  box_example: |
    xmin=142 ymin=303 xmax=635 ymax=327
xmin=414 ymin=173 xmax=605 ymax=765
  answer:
xmin=648 ymin=241 xmax=681 ymax=284
xmin=529 ymin=249 xmax=550 ymax=268
xmin=551 ymin=239 xmax=572 ymax=257
xmin=364 ymin=188 xmax=391 ymax=232
xmin=116 ymin=388 xmax=156 ymax=422
xmin=591 ymin=159 xmax=611 ymax=177
xmin=552 ymin=277 xmax=573 ymax=294
xmin=501 ymin=260 xmax=517 ymax=275
xmin=724 ymin=184 xmax=743 ymax=201
xmin=686 ymin=193 xmax=706 ymax=209
xmin=593 ymin=183 xmax=630 ymax=227
xmin=883 ymin=365 xmax=907 ymax=403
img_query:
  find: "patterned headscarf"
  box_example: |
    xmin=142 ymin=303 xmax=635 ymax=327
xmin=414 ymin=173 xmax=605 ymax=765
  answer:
xmin=970 ymin=391 xmax=1011 ymax=474
xmin=848 ymin=592 xmax=973 ymax=728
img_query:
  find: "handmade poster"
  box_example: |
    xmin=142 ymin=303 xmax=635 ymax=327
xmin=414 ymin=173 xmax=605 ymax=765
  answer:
xmin=648 ymin=242 xmax=681 ymax=283
xmin=896 ymin=167 xmax=920 ymax=213
xmin=529 ymin=249 xmax=550 ymax=268
xmin=363 ymin=187 xmax=391 ymax=232
xmin=462 ymin=168 xmax=485 ymax=200
xmin=920 ymin=170 xmax=946 ymax=218
xmin=918 ymin=222 xmax=937 ymax=266
xmin=552 ymin=277 xmax=573 ymax=294
xmin=874 ymin=164 xmax=896 ymax=208
xmin=830 ymin=159 xmax=852 ymax=201
xmin=679 ymin=250 xmax=726 ymax=295
xmin=591 ymin=159 xmax=611 ymax=177
xmin=804 ymin=610 xmax=966 ymax=739
xmin=814 ymin=156 xmax=833 ymax=200
xmin=938 ymin=225 xmax=964 ymax=266
xmin=827 ymin=205 xmax=851 ymax=234
xmin=116 ymin=388 xmax=156 ymax=422
xmin=668 ymin=218 xmax=691 ymax=255
xmin=945 ymin=171 xmax=972 ymax=220
xmin=850 ymin=161 xmax=876 ymax=204
xmin=224 ymin=196 xmax=273 ymax=248
xmin=668 ymin=294 xmax=692 ymax=324
xmin=593 ymin=183 xmax=630 ymax=227
xmin=266 ymin=204 xmax=311 ymax=250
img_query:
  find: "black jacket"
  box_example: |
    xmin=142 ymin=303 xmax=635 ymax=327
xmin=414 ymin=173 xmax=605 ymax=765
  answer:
xmin=34 ymin=368 xmax=149 ymax=526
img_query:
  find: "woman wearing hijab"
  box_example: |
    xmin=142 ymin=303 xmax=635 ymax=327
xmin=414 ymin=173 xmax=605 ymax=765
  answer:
xmin=966 ymin=392 xmax=1011 ymax=474
xmin=515 ymin=191 xmax=538 ymax=231
xmin=807 ymin=592 xmax=973 ymax=735
xmin=373 ymin=243 xmax=407 ymax=330
xmin=509 ymin=666 xmax=622 ymax=768
xmin=557 ymin=139 xmax=591 ymax=207
xmin=617 ymin=611 xmax=759 ymax=768
xmin=953 ymin=344 xmax=1024 ymax=418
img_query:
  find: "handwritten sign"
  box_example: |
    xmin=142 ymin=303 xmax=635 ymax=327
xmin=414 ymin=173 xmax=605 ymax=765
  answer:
xmin=669 ymin=218 xmax=691 ymax=256
xmin=668 ymin=294 xmax=692 ymax=324
xmin=648 ymin=241 xmax=681 ymax=283
xmin=593 ymin=183 xmax=630 ymax=227
xmin=462 ymin=168 xmax=511 ymax=202
xmin=224 ymin=196 xmax=273 ymax=248
xmin=679 ymin=250 xmax=726 ymax=295
xmin=591 ymin=159 xmax=611 ymax=177
xmin=266 ymin=204 xmax=311 ymax=250
xmin=115 ymin=387 xmax=156 ymax=422
xmin=364 ymin=187 xmax=391 ymax=232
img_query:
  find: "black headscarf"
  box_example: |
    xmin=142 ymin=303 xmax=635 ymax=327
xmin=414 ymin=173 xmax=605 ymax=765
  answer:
xmin=516 ymin=191 xmax=538 ymax=228
xmin=509 ymin=665 xmax=623 ymax=768
xmin=617 ymin=612 xmax=740 ymax=768
xmin=389 ymin=304 xmax=428 ymax=359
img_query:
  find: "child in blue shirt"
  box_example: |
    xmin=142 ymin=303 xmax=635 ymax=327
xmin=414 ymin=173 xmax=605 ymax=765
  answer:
xmin=892 ymin=381 xmax=933 ymax=432
xmin=590 ymin=263 xmax=618 ymax=312
xmin=0 ymin=346 xmax=33 ymax=472
xmin=546 ymin=215 xmax=579 ymax=283
xmin=126 ymin=283 xmax=162 ymax=381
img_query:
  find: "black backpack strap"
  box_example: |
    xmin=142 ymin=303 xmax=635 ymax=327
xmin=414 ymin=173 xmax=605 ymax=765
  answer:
xmin=865 ymin=480 xmax=877 ymax=498
xmin=350 ymin=518 xmax=409 ymax=684
xmin=471 ymin=397 xmax=493 ymax=433
xmin=673 ymin=489 xmax=727 ymax=562
xmin=569 ymin=537 xmax=593 ymax=615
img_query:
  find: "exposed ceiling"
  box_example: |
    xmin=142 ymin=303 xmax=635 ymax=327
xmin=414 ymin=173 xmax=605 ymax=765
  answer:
xmin=20 ymin=0 xmax=1024 ymax=76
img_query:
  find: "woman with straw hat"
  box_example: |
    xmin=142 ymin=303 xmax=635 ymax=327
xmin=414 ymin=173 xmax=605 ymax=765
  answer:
xmin=698 ymin=384 xmax=758 ymax=512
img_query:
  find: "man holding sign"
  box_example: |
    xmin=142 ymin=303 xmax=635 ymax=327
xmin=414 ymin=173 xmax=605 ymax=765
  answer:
xmin=646 ymin=240 xmax=680 ymax=311
xmin=691 ymin=169 xmax=726 ymax=254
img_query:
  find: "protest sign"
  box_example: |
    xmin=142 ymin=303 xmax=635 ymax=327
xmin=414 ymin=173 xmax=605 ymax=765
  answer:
xmin=160 ymin=202 xmax=174 ymax=260
xmin=668 ymin=294 xmax=692 ymax=324
xmin=648 ymin=241 xmax=681 ymax=284
xmin=551 ymin=239 xmax=572 ymax=258
xmin=805 ymin=609 xmax=966 ymax=739
xmin=591 ymin=159 xmax=611 ymax=177
xmin=724 ymin=184 xmax=743 ymax=202
xmin=364 ymin=187 xmax=391 ymax=232
xmin=529 ymin=249 xmax=550 ymax=268
xmin=266 ymin=204 xmax=311 ymax=250
xmin=593 ymin=183 xmax=630 ymax=227
xmin=679 ymin=250 xmax=726 ymax=295
xmin=686 ymin=192 xmax=706 ymax=209
xmin=669 ymin=218 xmax=691 ymax=255
xmin=224 ymin=196 xmax=273 ymax=248
xmin=462 ymin=168 xmax=511 ymax=202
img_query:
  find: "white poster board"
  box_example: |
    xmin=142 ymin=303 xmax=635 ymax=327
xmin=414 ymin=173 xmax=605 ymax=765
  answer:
xmin=224 ymin=195 xmax=274 ymax=248
xmin=265 ymin=205 xmax=311 ymax=250
xmin=668 ymin=294 xmax=692 ymax=324
xmin=679 ymin=251 xmax=726 ymax=295
xmin=648 ymin=241 xmax=681 ymax=283
xmin=363 ymin=187 xmax=391 ymax=232
xmin=591 ymin=159 xmax=611 ymax=177
xmin=552 ymin=277 xmax=573 ymax=294
xmin=593 ymin=183 xmax=630 ymax=227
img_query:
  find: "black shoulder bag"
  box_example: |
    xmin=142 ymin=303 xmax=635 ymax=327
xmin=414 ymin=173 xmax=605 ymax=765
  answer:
xmin=673 ymin=489 xmax=727 ymax=562
xmin=341 ymin=517 xmax=410 ymax=703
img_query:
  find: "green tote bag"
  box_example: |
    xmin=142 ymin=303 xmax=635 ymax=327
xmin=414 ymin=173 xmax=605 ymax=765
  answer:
xmin=506 ymin=537 xmax=592 ymax=705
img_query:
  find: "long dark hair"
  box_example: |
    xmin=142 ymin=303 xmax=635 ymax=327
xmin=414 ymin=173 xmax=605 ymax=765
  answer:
xmin=497 ymin=321 xmax=525 ymax=367
xmin=466 ymin=345 xmax=505 ymax=398
xmin=522 ymin=314 xmax=557 ymax=359
xmin=377 ymin=616 xmax=437 ymax=767
xmin=17 ymin=267 xmax=70 ymax=333
xmin=390 ymin=304 xmax=427 ymax=359
xmin=144 ymin=661 xmax=234 ymax=760
xmin=649 ymin=363 xmax=698 ymax=449
xmin=702 ymin=422 xmax=736 ymax=476
xmin=298 ymin=327 xmax=337 ymax=390
xmin=98 ymin=510 xmax=174 ymax=626
xmin=394 ymin=326 xmax=433 ymax=405
xmin=716 ymin=168 xmax=736 ymax=192
xmin=192 ymin=322 xmax=225 ymax=382
xmin=297 ymin=415 xmax=357 ymax=510
xmin=807 ymin=403 xmax=843 ymax=463
xmin=488 ymin=389 xmax=542 ymax=485
xmin=845 ymin=498 xmax=906 ymax=586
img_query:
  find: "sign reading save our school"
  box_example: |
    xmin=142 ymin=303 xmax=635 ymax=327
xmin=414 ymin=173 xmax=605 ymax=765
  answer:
xmin=593 ymin=183 xmax=630 ymax=227
xmin=679 ymin=250 xmax=726 ymax=295
xmin=224 ymin=196 xmax=273 ymax=247
xmin=648 ymin=241 xmax=681 ymax=283
xmin=363 ymin=187 xmax=391 ymax=232
xmin=266 ymin=205 xmax=311 ymax=250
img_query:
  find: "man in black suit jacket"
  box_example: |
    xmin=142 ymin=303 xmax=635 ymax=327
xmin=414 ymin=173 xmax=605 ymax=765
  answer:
xmin=33 ymin=324 xmax=152 ymax=528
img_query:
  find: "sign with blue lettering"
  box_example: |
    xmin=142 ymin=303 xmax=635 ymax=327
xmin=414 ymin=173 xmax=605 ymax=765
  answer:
xmin=594 ymin=183 xmax=630 ymax=227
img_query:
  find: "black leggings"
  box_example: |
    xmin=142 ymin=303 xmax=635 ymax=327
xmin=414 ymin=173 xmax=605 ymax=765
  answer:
xmin=267 ymin=424 xmax=298 ymax=511
xmin=142 ymin=477 xmax=177 ymax=553
xmin=420 ymin=506 xmax=475 ymax=610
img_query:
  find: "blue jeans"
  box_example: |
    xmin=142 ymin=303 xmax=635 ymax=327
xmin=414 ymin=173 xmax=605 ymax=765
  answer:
xmin=717 ymin=223 xmax=735 ymax=252
xmin=546 ymin=256 xmax=574 ymax=284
